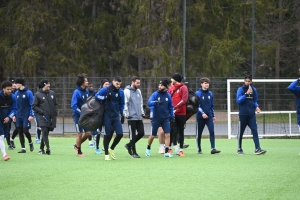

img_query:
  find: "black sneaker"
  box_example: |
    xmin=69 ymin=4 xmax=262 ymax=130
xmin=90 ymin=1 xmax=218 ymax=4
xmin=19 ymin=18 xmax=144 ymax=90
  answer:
xmin=46 ymin=149 xmax=51 ymax=155
xmin=237 ymin=149 xmax=245 ymax=155
xmin=10 ymin=141 xmax=15 ymax=148
xmin=124 ymin=144 xmax=132 ymax=156
xmin=255 ymin=149 xmax=266 ymax=155
xmin=18 ymin=149 xmax=26 ymax=153
xmin=29 ymin=143 xmax=34 ymax=152
xmin=183 ymin=144 xmax=189 ymax=149
xmin=132 ymin=153 xmax=140 ymax=158
xmin=8 ymin=145 xmax=14 ymax=150
xmin=38 ymin=150 xmax=45 ymax=154
xmin=211 ymin=149 xmax=221 ymax=154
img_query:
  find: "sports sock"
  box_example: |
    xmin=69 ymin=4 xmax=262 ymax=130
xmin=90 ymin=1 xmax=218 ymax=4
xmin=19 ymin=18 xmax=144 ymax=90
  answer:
xmin=165 ymin=146 xmax=169 ymax=153
xmin=147 ymin=145 xmax=151 ymax=150
xmin=0 ymin=135 xmax=7 ymax=157
xmin=78 ymin=147 xmax=82 ymax=154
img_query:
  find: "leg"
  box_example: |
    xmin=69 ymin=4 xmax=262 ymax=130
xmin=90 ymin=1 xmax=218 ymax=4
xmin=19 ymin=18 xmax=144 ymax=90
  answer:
xmin=158 ymin=127 xmax=165 ymax=153
xmin=18 ymin=127 xmax=26 ymax=149
xmin=110 ymin=118 xmax=123 ymax=150
xmin=237 ymin=115 xmax=248 ymax=153
xmin=196 ymin=117 xmax=206 ymax=153
xmin=176 ymin=115 xmax=186 ymax=150
xmin=248 ymin=115 xmax=260 ymax=150
xmin=41 ymin=127 xmax=50 ymax=150
xmin=146 ymin=120 xmax=159 ymax=157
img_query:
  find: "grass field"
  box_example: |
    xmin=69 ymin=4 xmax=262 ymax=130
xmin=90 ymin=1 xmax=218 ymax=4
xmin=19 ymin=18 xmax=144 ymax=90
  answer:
xmin=1 ymin=137 xmax=300 ymax=200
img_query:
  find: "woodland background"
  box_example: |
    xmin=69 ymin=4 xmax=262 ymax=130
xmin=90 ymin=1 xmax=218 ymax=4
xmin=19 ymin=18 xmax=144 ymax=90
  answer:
xmin=1 ymin=0 xmax=300 ymax=80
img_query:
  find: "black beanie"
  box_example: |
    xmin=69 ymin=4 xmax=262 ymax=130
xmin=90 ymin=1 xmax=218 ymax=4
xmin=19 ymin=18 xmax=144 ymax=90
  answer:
xmin=159 ymin=80 xmax=169 ymax=88
xmin=9 ymin=77 xmax=15 ymax=83
xmin=39 ymin=79 xmax=49 ymax=89
xmin=100 ymin=79 xmax=109 ymax=88
xmin=15 ymin=78 xmax=25 ymax=85
xmin=172 ymin=73 xmax=182 ymax=82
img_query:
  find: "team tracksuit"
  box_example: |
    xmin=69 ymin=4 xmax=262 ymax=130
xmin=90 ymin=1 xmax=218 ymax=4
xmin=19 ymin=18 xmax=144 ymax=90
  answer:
xmin=71 ymin=86 xmax=89 ymax=132
xmin=287 ymin=79 xmax=300 ymax=128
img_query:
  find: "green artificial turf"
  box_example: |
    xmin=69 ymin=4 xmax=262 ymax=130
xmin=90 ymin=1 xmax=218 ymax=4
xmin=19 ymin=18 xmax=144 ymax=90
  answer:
xmin=1 ymin=137 xmax=300 ymax=200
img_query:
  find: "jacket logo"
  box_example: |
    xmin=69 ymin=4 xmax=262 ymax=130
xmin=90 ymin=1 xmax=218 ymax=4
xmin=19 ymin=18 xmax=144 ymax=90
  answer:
xmin=202 ymin=96 xmax=204 ymax=99
xmin=23 ymin=95 xmax=25 ymax=98
xmin=43 ymin=97 xmax=45 ymax=99
xmin=17 ymin=95 xmax=19 ymax=99
xmin=208 ymin=96 xmax=210 ymax=99
xmin=116 ymin=93 xmax=118 ymax=97
xmin=51 ymin=95 xmax=54 ymax=99
xmin=82 ymin=96 xmax=85 ymax=99
xmin=165 ymin=98 xmax=168 ymax=101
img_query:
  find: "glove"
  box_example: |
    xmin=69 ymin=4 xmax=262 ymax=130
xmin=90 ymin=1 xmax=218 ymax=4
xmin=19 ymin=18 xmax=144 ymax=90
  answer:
xmin=170 ymin=117 xmax=175 ymax=124
xmin=127 ymin=116 xmax=133 ymax=119
xmin=121 ymin=116 xmax=125 ymax=124
xmin=43 ymin=116 xmax=49 ymax=123
xmin=156 ymin=101 xmax=163 ymax=105
xmin=106 ymin=92 xmax=111 ymax=100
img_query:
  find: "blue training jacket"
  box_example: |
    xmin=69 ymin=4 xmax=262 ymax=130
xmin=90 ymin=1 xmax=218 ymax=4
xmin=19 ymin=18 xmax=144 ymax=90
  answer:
xmin=195 ymin=89 xmax=215 ymax=118
xmin=236 ymin=84 xmax=258 ymax=116
xmin=95 ymin=84 xmax=124 ymax=118
xmin=148 ymin=90 xmax=174 ymax=120
xmin=287 ymin=79 xmax=300 ymax=114
xmin=15 ymin=87 xmax=34 ymax=118
xmin=0 ymin=90 xmax=17 ymax=122
xmin=71 ymin=86 xmax=89 ymax=115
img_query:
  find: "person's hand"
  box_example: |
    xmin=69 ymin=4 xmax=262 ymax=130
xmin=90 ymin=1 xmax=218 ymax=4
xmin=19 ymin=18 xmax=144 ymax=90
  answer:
xmin=106 ymin=92 xmax=111 ymax=100
xmin=246 ymin=87 xmax=253 ymax=94
xmin=213 ymin=116 xmax=216 ymax=122
xmin=156 ymin=101 xmax=163 ymax=105
xmin=202 ymin=113 xmax=208 ymax=119
xmin=170 ymin=117 xmax=175 ymax=124
xmin=121 ymin=116 xmax=125 ymax=124
xmin=12 ymin=116 xmax=16 ymax=122
xmin=256 ymin=107 xmax=261 ymax=113
xmin=3 ymin=117 xmax=9 ymax=124
xmin=28 ymin=116 xmax=34 ymax=121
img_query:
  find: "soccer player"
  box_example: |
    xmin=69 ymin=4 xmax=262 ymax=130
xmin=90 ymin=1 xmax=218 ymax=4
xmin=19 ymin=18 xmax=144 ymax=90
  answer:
xmin=95 ymin=76 xmax=125 ymax=161
xmin=12 ymin=78 xmax=34 ymax=153
xmin=71 ymin=73 xmax=91 ymax=157
xmin=87 ymin=83 xmax=97 ymax=148
xmin=236 ymin=75 xmax=267 ymax=155
xmin=195 ymin=77 xmax=221 ymax=154
xmin=0 ymin=81 xmax=17 ymax=161
xmin=123 ymin=76 xmax=145 ymax=158
xmin=146 ymin=80 xmax=175 ymax=158
xmin=168 ymin=73 xmax=188 ymax=156
xmin=7 ymin=78 xmax=18 ymax=149
xmin=33 ymin=79 xmax=58 ymax=155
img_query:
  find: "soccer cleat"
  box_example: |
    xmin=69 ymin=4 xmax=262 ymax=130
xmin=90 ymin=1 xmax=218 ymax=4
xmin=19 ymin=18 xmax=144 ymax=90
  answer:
xmin=255 ymin=149 xmax=267 ymax=155
xmin=164 ymin=153 xmax=174 ymax=158
xmin=237 ymin=149 xmax=245 ymax=155
xmin=8 ymin=145 xmax=13 ymax=150
xmin=95 ymin=149 xmax=101 ymax=154
xmin=105 ymin=155 xmax=110 ymax=161
xmin=18 ymin=149 xmax=26 ymax=153
xmin=211 ymin=149 xmax=221 ymax=154
xmin=132 ymin=153 xmax=141 ymax=158
xmin=77 ymin=153 xmax=85 ymax=157
xmin=46 ymin=149 xmax=51 ymax=155
xmin=124 ymin=144 xmax=132 ymax=156
xmin=158 ymin=147 xmax=164 ymax=154
xmin=89 ymin=143 xmax=94 ymax=148
xmin=145 ymin=149 xmax=151 ymax=157
xmin=10 ymin=141 xmax=15 ymax=148
xmin=38 ymin=150 xmax=45 ymax=154
xmin=183 ymin=144 xmax=189 ymax=149
xmin=198 ymin=151 xmax=203 ymax=154
xmin=4 ymin=154 xmax=10 ymax=161
xmin=73 ymin=144 xmax=78 ymax=152
xmin=178 ymin=151 xmax=185 ymax=157
xmin=35 ymin=139 xmax=41 ymax=144
xmin=174 ymin=146 xmax=179 ymax=155
xmin=29 ymin=143 xmax=34 ymax=152
xmin=108 ymin=149 xmax=116 ymax=160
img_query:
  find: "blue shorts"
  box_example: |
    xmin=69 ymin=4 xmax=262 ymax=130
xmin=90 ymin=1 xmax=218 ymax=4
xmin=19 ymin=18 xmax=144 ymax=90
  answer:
xmin=72 ymin=113 xmax=88 ymax=133
xmin=102 ymin=114 xmax=123 ymax=135
xmin=151 ymin=118 xmax=170 ymax=136
xmin=16 ymin=118 xmax=31 ymax=129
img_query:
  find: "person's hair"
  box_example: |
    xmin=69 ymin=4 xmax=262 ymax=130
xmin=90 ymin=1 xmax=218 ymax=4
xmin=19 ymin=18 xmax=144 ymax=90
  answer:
xmin=113 ymin=76 xmax=122 ymax=82
xmin=131 ymin=76 xmax=140 ymax=82
xmin=76 ymin=73 xmax=87 ymax=87
xmin=2 ymin=80 xmax=12 ymax=89
xmin=200 ymin=77 xmax=210 ymax=84
xmin=244 ymin=74 xmax=252 ymax=80
xmin=100 ymin=79 xmax=109 ymax=88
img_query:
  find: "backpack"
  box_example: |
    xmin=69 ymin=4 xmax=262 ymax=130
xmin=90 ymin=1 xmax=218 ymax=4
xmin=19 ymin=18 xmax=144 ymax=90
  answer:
xmin=78 ymin=94 xmax=104 ymax=131
xmin=186 ymin=88 xmax=200 ymax=121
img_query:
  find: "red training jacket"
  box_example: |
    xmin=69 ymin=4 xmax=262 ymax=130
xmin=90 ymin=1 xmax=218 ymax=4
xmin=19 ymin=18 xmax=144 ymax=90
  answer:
xmin=168 ymin=83 xmax=188 ymax=115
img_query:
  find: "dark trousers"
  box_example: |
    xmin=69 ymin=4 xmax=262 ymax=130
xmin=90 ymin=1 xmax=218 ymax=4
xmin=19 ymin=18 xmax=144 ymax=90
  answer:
xmin=238 ymin=115 xmax=260 ymax=150
xmin=170 ymin=115 xmax=186 ymax=149
xmin=196 ymin=117 xmax=215 ymax=151
xmin=126 ymin=120 xmax=145 ymax=154
xmin=17 ymin=127 xmax=32 ymax=148
xmin=40 ymin=127 xmax=50 ymax=150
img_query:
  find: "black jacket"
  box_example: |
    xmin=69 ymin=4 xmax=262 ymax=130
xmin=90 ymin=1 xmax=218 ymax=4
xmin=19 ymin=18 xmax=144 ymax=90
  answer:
xmin=32 ymin=89 xmax=58 ymax=130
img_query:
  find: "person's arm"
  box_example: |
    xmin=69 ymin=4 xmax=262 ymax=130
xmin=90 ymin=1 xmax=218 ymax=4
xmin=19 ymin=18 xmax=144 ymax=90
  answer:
xmin=28 ymin=91 xmax=34 ymax=117
xmin=287 ymin=79 xmax=300 ymax=96
xmin=119 ymin=89 xmax=125 ymax=116
xmin=211 ymin=92 xmax=215 ymax=117
xmin=71 ymin=90 xmax=81 ymax=115
xmin=8 ymin=95 xmax=17 ymax=120
xmin=123 ymin=89 xmax=130 ymax=117
xmin=168 ymin=93 xmax=175 ymax=118
xmin=174 ymin=86 xmax=189 ymax=109
xmin=138 ymin=89 xmax=145 ymax=115
xmin=95 ymin=87 xmax=108 ymax=101
xmin=236 ymin=87 xmax=247 ymax=105
xmin=148 ymin=92 xmax=158 ymax=107
xmin=195 ymin=91 xmax=205 ymax=115
xmin=253 ymin=87 xmax=259 ymax=108
xmin=32 ymin=93 xmax=43 ymax=115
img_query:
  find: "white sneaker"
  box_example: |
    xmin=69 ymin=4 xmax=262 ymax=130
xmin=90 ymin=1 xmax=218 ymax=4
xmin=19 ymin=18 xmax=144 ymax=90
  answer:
xmin=158 ymin=147 xmax=164 ymax=154
xmin=105 ymin=155 xmax=110 ymax=161
xmin=174 ymin=145 xmax=179 ymax=155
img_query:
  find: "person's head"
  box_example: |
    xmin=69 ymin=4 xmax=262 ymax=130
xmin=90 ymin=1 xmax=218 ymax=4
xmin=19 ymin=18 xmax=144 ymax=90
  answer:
xmin=112 ymin=76 xmax=122 ymax=89
xmin=39 ymin=79 xmax=50 ymax=91
xmin=88 ymin=83 xmax=93 ymax=91
xmin=171 ymin=73 xmax=182 ymax=84
xmin=76 ymin=73 xmax=88 ymax=88
xmin=158 ymin=80 xmax=169 ymax=92
xmin=15 ymin=78 xmax=25 ymax=89
xmin=200 ymin=77 xmax=210 ymax=90
xmin=131 ymin=76 xmax=140 ymax=89
xmin=244 ymin=74 xmax=252 ymax=86
xmin=100 ymin=79 xmax=110 ymax=88
xmin=8 ymin=77 xmax=17 ymax=90
xmin=1 ymin=81 xmax=12 ymax=96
